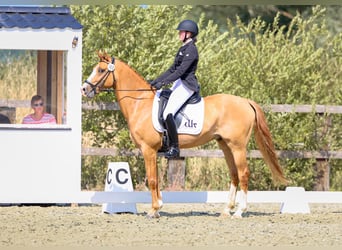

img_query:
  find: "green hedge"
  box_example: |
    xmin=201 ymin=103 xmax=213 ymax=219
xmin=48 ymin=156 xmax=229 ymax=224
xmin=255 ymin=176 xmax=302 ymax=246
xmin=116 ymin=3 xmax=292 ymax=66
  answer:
xmin=72 ymin=5 xmax=342 ymax=191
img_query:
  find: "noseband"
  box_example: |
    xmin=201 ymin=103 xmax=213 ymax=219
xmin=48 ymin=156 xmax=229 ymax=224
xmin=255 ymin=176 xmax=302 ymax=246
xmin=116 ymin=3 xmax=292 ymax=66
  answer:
xmin=84 ymin=57 xmax=116 ymax=96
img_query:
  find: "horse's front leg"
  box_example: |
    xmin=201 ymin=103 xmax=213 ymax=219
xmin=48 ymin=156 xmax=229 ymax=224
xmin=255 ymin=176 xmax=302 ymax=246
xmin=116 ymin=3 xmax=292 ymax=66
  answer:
xmin=222 ymin=182 xmax=238 ymax=216
xmin=142 ymin=148 xmax=163 ymax=219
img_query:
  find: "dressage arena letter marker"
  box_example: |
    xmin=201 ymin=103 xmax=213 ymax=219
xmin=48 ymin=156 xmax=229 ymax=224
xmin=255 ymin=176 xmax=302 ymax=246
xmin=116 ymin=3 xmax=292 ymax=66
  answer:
xmin=102 ymin=162 xmax=137 ymax=214
xmin=280 ymin=186 xmax=310 ymax=214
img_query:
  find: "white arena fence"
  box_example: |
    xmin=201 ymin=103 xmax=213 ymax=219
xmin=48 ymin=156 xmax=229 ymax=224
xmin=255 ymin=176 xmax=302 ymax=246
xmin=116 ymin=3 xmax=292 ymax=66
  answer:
xmin=74 ymin=190 xmax=342 ymax=204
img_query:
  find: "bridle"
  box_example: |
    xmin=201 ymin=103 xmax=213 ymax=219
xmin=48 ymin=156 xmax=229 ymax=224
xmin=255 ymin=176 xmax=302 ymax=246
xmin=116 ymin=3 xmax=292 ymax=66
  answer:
xmin=83 ymin=56 xmax=154 ymax=98
xmin=83 ymin=57 xmax=116 ymax=97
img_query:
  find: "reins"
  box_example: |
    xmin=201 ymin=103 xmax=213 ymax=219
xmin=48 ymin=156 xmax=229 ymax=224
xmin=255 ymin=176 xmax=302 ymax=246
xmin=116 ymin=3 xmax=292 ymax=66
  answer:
xmin=84 ymin=56 xmax=155 ymax=96
xmin=116 ymin=88 xmax=154 ymax=92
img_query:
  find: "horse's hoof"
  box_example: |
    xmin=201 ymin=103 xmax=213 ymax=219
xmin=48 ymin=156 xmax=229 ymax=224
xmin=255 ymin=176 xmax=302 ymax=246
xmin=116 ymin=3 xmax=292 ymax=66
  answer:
xmin=146 ymin=210 xmax=160 ymax=219
xmin=232 ymin=211 xmax=243 ymax=219
xmin=231 ymin=214 xmax=242 ymax=219
xmin=220 ymin=208 xmax=231 ymax=218
xmin=220 ymin=212 xmax=231 ymax=218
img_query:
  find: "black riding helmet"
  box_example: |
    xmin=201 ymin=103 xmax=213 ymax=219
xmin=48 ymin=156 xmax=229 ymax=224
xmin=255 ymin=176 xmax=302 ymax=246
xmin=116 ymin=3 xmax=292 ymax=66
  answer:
xmin=176 ymin=20 xmax=198 ymax=37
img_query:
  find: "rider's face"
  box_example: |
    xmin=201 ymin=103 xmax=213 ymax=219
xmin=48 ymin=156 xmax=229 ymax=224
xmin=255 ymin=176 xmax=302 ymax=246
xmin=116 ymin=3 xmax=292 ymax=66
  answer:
xmin=178 ymin=30 xmax=187 ymax=41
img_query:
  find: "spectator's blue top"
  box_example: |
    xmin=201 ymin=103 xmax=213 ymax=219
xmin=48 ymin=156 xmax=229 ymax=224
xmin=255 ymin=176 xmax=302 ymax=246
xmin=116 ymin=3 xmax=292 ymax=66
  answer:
xmin=0 ymin=6 xmax=82 ymax=29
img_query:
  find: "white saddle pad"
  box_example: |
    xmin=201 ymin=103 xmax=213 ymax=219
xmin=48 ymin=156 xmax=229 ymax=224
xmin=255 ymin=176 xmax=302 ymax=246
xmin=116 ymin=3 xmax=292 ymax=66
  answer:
xmin=152 ymin=91 xmax=204 ymax=135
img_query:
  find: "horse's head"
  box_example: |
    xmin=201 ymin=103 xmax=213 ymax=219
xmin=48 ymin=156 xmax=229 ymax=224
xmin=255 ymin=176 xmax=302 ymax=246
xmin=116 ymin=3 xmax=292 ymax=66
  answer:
xmin=81 ymin=51 xmax=116 ymax=98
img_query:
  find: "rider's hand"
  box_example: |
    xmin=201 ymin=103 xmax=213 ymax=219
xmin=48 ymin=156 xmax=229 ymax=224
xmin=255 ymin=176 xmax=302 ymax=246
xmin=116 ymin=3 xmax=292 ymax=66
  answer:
xmin=152 ymin=81 xmax=164 ymax=90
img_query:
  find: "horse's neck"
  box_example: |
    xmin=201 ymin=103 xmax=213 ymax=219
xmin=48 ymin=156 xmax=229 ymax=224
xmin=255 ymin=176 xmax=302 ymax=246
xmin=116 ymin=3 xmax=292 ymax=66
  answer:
xmin=115 ymin=61 xmax=154 ymax=122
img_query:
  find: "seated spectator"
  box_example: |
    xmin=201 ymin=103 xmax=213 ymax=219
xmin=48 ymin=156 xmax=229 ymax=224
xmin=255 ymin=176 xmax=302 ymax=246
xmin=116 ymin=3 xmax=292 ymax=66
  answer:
xmin=22 ymin=95 xmax=56 ymax=124
xmin=0 ymin=113 xmax=10 ymax=124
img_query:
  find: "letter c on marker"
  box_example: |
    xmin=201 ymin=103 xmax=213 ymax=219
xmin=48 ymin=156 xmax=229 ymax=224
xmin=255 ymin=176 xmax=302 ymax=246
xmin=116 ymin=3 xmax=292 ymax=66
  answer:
xmin=116 ymin=168 xmax=128 ymax=185
xmin=107 ymin=168 xmax=112 ymax=184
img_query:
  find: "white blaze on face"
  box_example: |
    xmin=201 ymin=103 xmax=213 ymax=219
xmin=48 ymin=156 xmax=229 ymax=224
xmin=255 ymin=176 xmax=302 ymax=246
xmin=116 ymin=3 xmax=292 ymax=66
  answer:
xmin=86 ymin=67 xmax=97 ymax=83
xmin=81 ymin=67 xmax=98 ymax=97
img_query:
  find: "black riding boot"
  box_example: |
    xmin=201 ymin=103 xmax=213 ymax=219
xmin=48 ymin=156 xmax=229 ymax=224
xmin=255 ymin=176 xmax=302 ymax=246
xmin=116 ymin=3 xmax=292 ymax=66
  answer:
xmin=164 ymin=113 xmax=180 ymax=159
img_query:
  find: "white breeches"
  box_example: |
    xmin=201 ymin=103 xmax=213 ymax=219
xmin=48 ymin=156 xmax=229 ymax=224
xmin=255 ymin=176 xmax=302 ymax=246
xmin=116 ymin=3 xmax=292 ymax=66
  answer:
xmin=163 ymin=79 xmax=194 ymax=120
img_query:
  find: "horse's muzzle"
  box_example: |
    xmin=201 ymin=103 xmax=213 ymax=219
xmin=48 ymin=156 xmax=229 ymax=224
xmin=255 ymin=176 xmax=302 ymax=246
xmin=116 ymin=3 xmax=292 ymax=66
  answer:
xmin=81 ymin=82 xmax=95 ymax=98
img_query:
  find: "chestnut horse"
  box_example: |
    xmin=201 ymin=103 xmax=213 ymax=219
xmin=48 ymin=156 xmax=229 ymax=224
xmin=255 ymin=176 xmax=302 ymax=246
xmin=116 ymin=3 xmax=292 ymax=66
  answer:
xmin=81 ymin=52 xmax=287 ymax=218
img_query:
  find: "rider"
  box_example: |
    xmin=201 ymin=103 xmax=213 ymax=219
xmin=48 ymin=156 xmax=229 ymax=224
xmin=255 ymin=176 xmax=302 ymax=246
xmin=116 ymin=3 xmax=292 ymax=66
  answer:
xmin=150 ymin=20 xmax=200 ymax=159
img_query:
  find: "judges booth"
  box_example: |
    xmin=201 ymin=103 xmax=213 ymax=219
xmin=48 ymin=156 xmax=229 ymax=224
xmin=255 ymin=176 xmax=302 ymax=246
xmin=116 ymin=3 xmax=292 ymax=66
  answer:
xmin=0 ymin=6 xmax=83 ymax=203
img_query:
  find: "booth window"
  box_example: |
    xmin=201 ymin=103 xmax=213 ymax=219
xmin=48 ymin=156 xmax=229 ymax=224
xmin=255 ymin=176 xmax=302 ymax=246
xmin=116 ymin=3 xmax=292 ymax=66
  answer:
xmin=0 ymin=50 xmax=67 ymax=125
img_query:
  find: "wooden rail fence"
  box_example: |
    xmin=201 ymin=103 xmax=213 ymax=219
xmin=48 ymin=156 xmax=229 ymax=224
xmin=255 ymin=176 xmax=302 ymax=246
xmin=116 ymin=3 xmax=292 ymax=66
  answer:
xmin=82 ymin=101 xmax=342 ymax=113
xmin=81 ymin=101 xmax=342 ymax=160
xmin=2 ymin=99 xmax=342 ymax=114
xmin=81 ymin=147 xmax=342 ymax=159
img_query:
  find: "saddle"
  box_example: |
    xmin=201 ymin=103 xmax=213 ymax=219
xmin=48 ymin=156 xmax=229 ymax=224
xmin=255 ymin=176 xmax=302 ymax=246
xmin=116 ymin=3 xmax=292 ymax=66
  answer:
xmin=157 ymin=89 xmax=201 ymax=127
xmin=153 ymin=89 xmax=203 ymax=152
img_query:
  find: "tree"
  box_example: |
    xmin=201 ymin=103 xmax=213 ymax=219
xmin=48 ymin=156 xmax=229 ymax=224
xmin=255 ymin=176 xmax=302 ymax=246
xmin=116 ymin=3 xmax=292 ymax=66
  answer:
xmin=187 ymin=5 xmax=311 ymax=32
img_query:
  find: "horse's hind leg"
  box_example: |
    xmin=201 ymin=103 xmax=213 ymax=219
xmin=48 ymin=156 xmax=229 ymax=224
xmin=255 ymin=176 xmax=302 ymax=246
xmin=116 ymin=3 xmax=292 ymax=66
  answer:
xmin=218 ymin=140 xmax=250 ymax=218
xmin=217 ymin=140 xmax=239 ymax=216
xmin=231 ymin=148 xmax=250 ymax=218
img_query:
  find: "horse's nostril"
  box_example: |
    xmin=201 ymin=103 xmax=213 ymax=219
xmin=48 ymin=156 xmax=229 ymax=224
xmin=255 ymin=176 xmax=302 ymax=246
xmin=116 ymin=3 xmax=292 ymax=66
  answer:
xmin=80 ymin=87 xmax=86 ymax=95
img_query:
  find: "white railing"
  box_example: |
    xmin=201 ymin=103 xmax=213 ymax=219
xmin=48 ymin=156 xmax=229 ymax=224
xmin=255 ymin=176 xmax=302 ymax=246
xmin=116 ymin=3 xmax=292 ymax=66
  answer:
xmin=73 ymin=190 xmax=342 ymax=204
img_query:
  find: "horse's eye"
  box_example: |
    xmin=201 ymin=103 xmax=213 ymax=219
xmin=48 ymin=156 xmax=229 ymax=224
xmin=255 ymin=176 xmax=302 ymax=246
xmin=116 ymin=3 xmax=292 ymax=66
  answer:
xmin=98 ymin=68 xmax=105 ymax=73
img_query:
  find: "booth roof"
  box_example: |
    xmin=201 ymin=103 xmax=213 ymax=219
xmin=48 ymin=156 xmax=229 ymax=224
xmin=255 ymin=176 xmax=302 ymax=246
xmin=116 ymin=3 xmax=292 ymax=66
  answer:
xmin=0 ymin=6 xmax=82 ymax=29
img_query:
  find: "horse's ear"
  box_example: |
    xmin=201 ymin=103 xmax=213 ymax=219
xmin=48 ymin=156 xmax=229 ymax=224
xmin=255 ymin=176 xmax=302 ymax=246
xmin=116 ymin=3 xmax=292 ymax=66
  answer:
xmin=103 ymin=51 xmax=112 ymax=62
xmin=97 ymin=50 xmax=103 ymax=59
xmin=103 ymin=51 xmax=110 ymax=60
xmin=97 ymin=50 xmax=111 ymax=62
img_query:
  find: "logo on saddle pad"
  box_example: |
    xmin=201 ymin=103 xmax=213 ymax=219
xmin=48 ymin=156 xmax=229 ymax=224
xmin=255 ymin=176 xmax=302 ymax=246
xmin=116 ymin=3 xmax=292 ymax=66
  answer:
xmin=184 ymin=119 xmax=197 ymax=128
xmin=152 ymin=90 xmax=204 ymax=135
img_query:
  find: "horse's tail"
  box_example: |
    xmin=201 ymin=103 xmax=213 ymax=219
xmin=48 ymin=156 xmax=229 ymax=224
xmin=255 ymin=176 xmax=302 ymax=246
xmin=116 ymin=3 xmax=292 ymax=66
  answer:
xmin=248 ymin=100 xmax=288 ymax=185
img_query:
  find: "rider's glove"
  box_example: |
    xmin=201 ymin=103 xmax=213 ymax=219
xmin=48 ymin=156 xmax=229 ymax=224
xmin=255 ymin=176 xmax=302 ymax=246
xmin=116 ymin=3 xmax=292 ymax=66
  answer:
xmin=151 ymin=81 xmax=164 ymax=90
